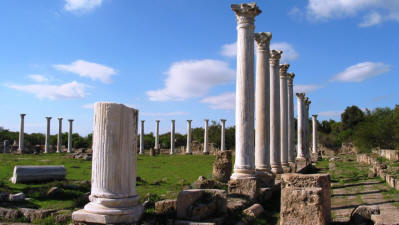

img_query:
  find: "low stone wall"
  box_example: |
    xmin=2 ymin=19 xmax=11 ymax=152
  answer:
xmin=377 ymin=149 xmax=399 ymax=161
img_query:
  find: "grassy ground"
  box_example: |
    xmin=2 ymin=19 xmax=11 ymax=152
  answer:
xmin=0 ymin=153 xmax=215 ymax=210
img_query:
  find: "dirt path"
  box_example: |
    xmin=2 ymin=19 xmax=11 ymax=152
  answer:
xmin=328 ymin=156 xmax=399 ymax=224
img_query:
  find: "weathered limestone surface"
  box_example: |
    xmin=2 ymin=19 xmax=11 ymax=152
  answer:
xmin=57 ymin=118 xmax=62 ymax=153
xmin=212 ymin=150 xmax=232 ymax=183
xmin=270 ymin=50 xmax=283 ymax=174
xmin=230 ymin=2 xmax=261 ymax=179
xmin=18 ymin=114 xmax=26 ymax=153
xmin=280 ymin=173 xmax=331 ymax=225
xmin=280 ymin=64 xmax=290 ymax=172
xmin=72 ymin=102 xmax=143 ymax=224
xmin=228 ymin=177 xmax=259 ymax=200
xmin=10 ymin=166 xmax=66 ymax=184
xmin=254 ymin=32 xmax=272 ymax=173
xmin=155 ymin=199 xmax=177 ymax=216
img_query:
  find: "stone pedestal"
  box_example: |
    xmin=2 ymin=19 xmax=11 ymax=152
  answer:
xmin=72 ymin=102 xmax=143 ymax=224
xmin=45 ymin=117 xmax=51 ymax=154
xmin=280 ymin=174 xmax=331 ymax=225
xmin=220 ymin=119 xmax=226 ymax=151
xmin=67 ymin=119 xmax=73 ymax=153
xmin=212 ymin=150 xmax=232 ymax=183
xmin=18 ymin=114 xmax=26 ymax=153
xmin=186 ymin=120 xmax=192 ymax=154
xmin=230 ymin=3 xmax=261 ymax=179
xmin=228 ymin=177 xmax=259 ymax=200
xmin=203 ymin=119 xmax=209 ymax=154
xmin=57 ymin=118 xmax=62 ymax=153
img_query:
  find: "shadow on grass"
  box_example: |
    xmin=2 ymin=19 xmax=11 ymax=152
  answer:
xmin=332 ymin=190 xmax=382 ymax=197
xmin=331 ymin=200 xmax=398 ymax=210
xmin=332 ymin=181 xmax=385 ymax=189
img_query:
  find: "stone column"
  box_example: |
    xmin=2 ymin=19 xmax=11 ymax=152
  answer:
xmin=280 ymin=64 xmax=290 ymax=172
xmin=230 ymin=3 xmax=261 ymax=179
xmin=45 ymin=117 xmax=51 ymax=154
xmin=3 ymin=140 xmax=8 ymax=153
xmin=203 ymin=119 xmax=209 ymax=154
xmin=170 ymin=120 xmax=175 ymax=155
xmin=155 ymin=120 xmax=160 ymax=150
xmin=186 ymin=120 xmax=192 ymax=154
xmin=254 ymin=32 xmax=272 ymax=173
xmin=57 ymin=118 xmax=62 ymax=153
xmin=220 ymin=119 xmax=226 ymax=151
xmin=68 ymin=119 xmax=73 ymax=153
xmin=139 ymin=120 xmax=144 ymax=155
xmin=287 ymin=73 xmax=295 ymax=164
xmin=305 ymin=98 xmax=311 ymax=159
xmin=72 ymin=103 xmax=143 ymax=224
xmin=269 ymin=50 xmax=283 ymax=174
xmin=296 ymin=93 xmax=306 ymax=160
xmin=312 ymin=114 xmax=318 ymax=154
xmin=18 ymin=114 xmax=26 ymax=153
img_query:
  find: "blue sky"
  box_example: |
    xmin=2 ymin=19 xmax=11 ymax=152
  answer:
xmin=0 ymin=0 xmax=398 ymax=136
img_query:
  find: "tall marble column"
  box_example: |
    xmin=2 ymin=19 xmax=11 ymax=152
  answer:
xmin=269 ymin=50 xmax=283 ymax=174
xmin=220 ymin=119 xmax=226 ymax=151
xmin=18 ymin=114 xmax=26 ymax=153
xmin=57 ymin=118 xmax=62 ymax=153
xmin=186 ymin=120 xmax=192 ymax=154
xmin=287 ymin=73 xmax=295 ymax=164
xmin=280 ymin=64 xmax=290 ymax=172
xmin=312 ymin=114 xmax=318 ymax=154
xmin=170 ymin=120 xmax=175 ymax=155
xmin=203 ymin=119 xmax=209 ymax=154
xmin=296 ymin=93 xmax=306 ymax=159
xmin=68 ymin=119 xmax=73 ymax=153
xmin=72 ymin=103 xmax=143 ymax=224
xmin=254 ymin=32 xmax=272 ymax=173
xmin=155 ymin=120 xmax=160 ymax=150
xmin=139 ymin=120 xmax=144 ymax=155
xmin=45 ymin=117 xmax=51 ymax=154
xmin=305 ymin=98 xmax=311 ymax=159
xmin=231 ymin=3 xmax=261 ymax=179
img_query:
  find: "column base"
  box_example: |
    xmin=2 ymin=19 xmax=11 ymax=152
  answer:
xmin=72 ymin=205 xmax=144 ymax=224
xmin=255 ymin=170 xmax=275 ymax=187
xmin=271 ymin=164 xmax=283 ymax=174
xmin=296 ymin=157 xmax=309 ymax=172
xmin=288 ymin=162 xmax=296 ymax=173
xmin=228 ymin=175 xmax=259 ymax=200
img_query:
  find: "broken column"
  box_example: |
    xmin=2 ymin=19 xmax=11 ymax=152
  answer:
xmin=155 ymin=120 xmax=160 ymax=152
xmin=170 ymin=120 xmax=175 ymax=155
xmin=230 ymin=2 xmax=261 ymax=180
xmin=57 ymin=118 xmax=62 ymax=153
xmin=203 ymin=119 xmax=209 ymax=154
xmin=139 ymin=120 xmax=144 ymax=155
xmin=280 ymin=64 xmax=290 ymax=172
xmin=68 ymin=119 xmax=73 ymax=153
xmin=255 ymin=32 xmax=272 ymax=174
xmin=72 ymin=102 xmax=144 ymax=224
xmin=186 ymin=120 xmax=192 ymax=154
xmin=220 ymin=119 xmax=226 ymax=151
xmin=280 ymin=174 xmax=331 ymax=225
xmin=18 ymin=114 xmax=26 ymax=153
xmin=229 ymin=2 xmax=261 ymax=199
xmin=270 ymin=50 xmax=283 ymax=174
xmin=45 ymin=117 xmax=51 ymax=153
xmin=287 ymin=73 xmax=295 ymax=168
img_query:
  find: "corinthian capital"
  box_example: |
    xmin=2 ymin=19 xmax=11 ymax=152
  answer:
xmin=279 ymin=64 xmax=290 ymax=73
xmin=305 ymin=97 xmax=311 ymax=106
xmin=269 ymin=50 xmax=282 ymax=65
xmin=254 ymin=32 xmax=272 ymax=50
xmin=296 ymin=93 xmax=305 ymax=99
xmin=288 ymin=73 xmax=295 ymax=85
xmin=231 ymin=3 xmax=261 ymax=24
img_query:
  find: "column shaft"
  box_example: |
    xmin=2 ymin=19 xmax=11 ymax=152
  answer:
xmin=170 ymin=120 xmax=175 ymax=155
xmin=280 ymin=64 xmax=290 ymax=171
xmin=312 ymin=115 xmax=318 ymax=154
xmin=155 ymin=120 xmax=160 ymax=149
xmin=186 ymin=120 xmax=192 ymax=154
xmin=45 ymin=117 xmax=51 ymax=153
xmin=296 ymin=93 xmax=305 ymax=159
xmin=18 ymin=114 xmax=25 ymax=152
xmin=139 ymin=120 xmax=144 ymax=155
xmin=287 ymin=73 xmax=295 ymax=163
xmin=68 ymin=119 xmax=73 ymax=153
xmin=221 ymin=119 xmax=226 ymax=151
xmin=203 ymin=120 xmax=209 ymax=154
xmin=57 ymin=118 xmax=62 ymax=153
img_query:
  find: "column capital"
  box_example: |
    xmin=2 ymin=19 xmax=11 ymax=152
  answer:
xmin=287 ymin=73 xmax=295 ymax=85
xmin=171 ymin=120 xmax=175 ymax=123
xmin=68 ymin=119 xmax=74 ymax=122
xmin=204 ymin=119 xmax=209 ymax=122
xmin=220 ymin=119 xmax=226 ymax=122
xmin=155 ymin=120 xmax=160 ymax=123
xmin=269 ymin=50 xmax=282 ymax=65
xmin=58 ymin=118 xmax=63 ymax=121
xmin=305 ymin=98 xmax=311 ymax=106
xmin=254 ymin=32 xmax=272 ymax=50
xmin=187 ymin=120 xmax=192 ymax=123
xmin=231 ymin=3 xmax=261 ymax=24
xmin=20 ymin=114 xmax=26 ymax=117
xmin=296 ymin=93 xmax=305 ymax=99
xmin=279 ymin=64 xmax=290 ymax=78
xmin=312 ymin=114 xmax=318 ymax=118
xmin=45 ymin=117 xmax=52 ymax=120
xmin=141 ymin=120 xmax=145 ymax=123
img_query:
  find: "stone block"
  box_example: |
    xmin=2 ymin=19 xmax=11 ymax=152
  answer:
xmin=176 ymin=189 xmax=227 ymax=221
xmin=228 ymin=177 xmax=258 ymax=200
xmin=243 ymin=203 xmax=264 ymax=218
xmin=9 ymin=192 xmax=25 ymax=202
xmin=280 ymin=173 xmax=331 ymax=225
xmin=296 ymin=157 xmax=310 ymax=172
xmin=192 ymin=176 xmax=223 ymax=189
xmin=175 ymin=220 xmax=216 ymax=225
xmin=212 ymin=150 xmax=232 ymax=183
xmin=10 ymin=166 xmax=66 ymax=184
xmin=349 ymin=205 xmax=379 ymax=225
xmin=155 ymin=199 xmax=177 ymax=216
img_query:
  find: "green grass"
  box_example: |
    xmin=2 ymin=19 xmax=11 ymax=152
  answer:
xmin=0 ymin=153 xmax=216 ymax=211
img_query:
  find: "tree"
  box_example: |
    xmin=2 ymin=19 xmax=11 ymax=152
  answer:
xmin=341 ymin=105 xmax=364 ymax=130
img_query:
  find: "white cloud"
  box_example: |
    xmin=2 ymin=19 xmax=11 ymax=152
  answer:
xmin=141 ymin=112 xmax=188 ymax=117
xmin=64 ymin=0 xmax=103 ymax=12
xmin=305 ymin=0 xmax=399 ymax=27
xmin=201 ymin=92 xmax=235 ymax=110
xmin=146 ymin=59 xmax=235 ymax=101
xmin=318 ymin=111 xmax=343 ymax=117
xmin=54 ymin=60 xmax=116 ymax=84
xmin=82 ymin=103 xmax=94 ymax=109
xmin=331 ymin=62 xmax=391 ymax=82
xmin=28 ymin=74 xmax=48 ymax=83
xmin=7 ymin=81 xmax=87 ymax=100
xmin=221 ymin=42 xmax=299 ymax=62
xmin=294 ymin=84 xmax=323 ymax=94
